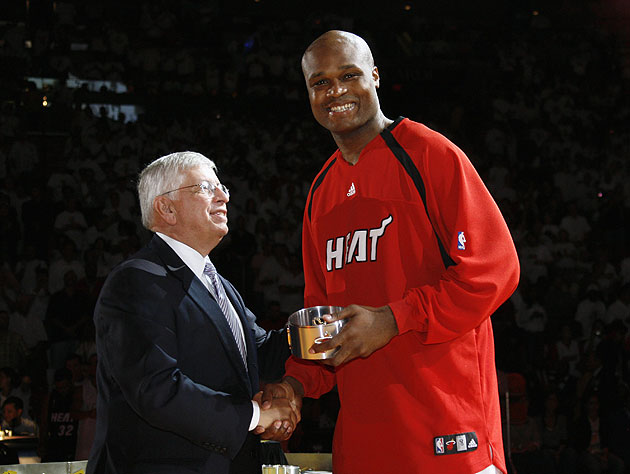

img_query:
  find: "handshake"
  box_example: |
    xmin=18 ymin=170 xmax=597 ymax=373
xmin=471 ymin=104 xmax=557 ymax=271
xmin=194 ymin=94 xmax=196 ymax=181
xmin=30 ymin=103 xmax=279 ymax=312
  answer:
xmin=252 ymin=377 xmax=304 ymax=441
xmin=250 ymin=304 xmax=399 ymax=440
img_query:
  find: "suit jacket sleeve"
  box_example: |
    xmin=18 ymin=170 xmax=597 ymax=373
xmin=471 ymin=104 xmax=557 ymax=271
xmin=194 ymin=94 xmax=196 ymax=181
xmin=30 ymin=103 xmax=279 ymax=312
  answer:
xmin=250 ymin=311 xmax=291 ymax=383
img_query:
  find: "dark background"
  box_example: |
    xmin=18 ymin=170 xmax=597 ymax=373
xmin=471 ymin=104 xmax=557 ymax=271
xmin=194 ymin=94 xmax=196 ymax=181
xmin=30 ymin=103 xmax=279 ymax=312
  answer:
xmin=1 ymin=0 xmax=629 ymax=470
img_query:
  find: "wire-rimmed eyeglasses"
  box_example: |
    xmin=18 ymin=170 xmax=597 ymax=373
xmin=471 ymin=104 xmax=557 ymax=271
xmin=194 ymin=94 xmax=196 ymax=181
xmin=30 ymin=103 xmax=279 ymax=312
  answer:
xmin=159 ymin=180 xmax=230 ymax=199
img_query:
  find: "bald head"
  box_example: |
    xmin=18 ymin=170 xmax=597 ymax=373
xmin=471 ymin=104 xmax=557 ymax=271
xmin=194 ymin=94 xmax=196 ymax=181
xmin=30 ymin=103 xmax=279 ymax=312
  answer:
xmin=302 ymin=30 xmax=375 ymax=74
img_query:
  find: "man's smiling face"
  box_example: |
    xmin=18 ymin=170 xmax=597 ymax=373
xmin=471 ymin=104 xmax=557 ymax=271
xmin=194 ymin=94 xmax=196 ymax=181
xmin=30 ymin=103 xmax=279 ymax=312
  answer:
xmin=168 ymin=165 xmax=229 ymax=252
xmin=302 ymin=34 xmax=381 ymax=137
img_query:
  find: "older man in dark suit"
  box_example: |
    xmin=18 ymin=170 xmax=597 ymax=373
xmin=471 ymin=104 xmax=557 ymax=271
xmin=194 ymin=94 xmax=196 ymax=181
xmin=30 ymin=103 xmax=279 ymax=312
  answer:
xmin=86 ymin=151 xmax=297 ymax=474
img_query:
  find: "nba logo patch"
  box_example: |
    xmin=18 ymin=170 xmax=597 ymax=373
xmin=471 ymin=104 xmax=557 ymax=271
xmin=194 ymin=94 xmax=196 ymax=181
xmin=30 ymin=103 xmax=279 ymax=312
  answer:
xmin=458 ymin=231 xmax=466 ymax=250
xmin=456 ymin=434 xmax=467 ymax=451
xmin=435 ymin=437 xmax=444 ymax=454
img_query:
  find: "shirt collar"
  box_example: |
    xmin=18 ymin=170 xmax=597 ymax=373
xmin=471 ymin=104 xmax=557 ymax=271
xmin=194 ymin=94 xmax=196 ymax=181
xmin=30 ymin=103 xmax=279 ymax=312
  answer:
xmin=156 ymin=232 xmax=210 ymax=284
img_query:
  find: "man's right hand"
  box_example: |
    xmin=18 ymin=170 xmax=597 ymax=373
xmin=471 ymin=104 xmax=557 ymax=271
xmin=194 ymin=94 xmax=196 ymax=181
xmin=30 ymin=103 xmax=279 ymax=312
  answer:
xmin=254 ymin=377 xmax=304 ymax=441
xmin=256 ymin=397 xmax=299 ymax=437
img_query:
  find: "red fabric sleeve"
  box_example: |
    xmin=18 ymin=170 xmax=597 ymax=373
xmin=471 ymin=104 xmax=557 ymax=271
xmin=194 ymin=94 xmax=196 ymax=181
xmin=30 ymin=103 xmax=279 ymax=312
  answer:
xmin=390 ymin=132 xmax=519 ymax=344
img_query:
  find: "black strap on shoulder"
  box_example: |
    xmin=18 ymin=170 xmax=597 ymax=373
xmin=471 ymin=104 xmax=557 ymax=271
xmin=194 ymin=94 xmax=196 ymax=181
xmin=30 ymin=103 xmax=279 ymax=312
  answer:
xmin=381 ymin=118 xmax=456 ymax=269
xmin=384 ymin=115 xmax=405 ymax=133
xmin=307 ymin=157 xmax=337 ymax=221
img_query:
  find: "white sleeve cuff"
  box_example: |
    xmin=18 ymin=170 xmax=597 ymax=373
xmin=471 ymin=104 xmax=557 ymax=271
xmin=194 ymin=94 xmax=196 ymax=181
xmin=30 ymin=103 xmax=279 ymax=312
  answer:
xmin=249 ymin=400 xmax=261 ymax=431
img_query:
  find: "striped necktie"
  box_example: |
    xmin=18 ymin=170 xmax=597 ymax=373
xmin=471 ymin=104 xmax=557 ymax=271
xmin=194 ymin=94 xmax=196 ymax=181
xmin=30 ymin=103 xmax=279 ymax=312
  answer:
xmin=203 ymin=261 xmax=247 ymax=365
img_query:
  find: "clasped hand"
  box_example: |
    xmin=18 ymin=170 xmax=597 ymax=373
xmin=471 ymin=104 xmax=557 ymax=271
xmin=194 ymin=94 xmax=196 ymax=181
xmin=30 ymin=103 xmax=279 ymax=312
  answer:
xmin=253 ymin=378 xmax=303 ymax=441
xmin=309 ymin=304 xmax=399 ymax=367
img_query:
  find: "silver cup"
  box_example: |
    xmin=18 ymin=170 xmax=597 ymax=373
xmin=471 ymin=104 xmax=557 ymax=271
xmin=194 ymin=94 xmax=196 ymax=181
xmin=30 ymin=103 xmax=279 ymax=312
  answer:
xmin=287 ymin=306 xmax=344 ymax=360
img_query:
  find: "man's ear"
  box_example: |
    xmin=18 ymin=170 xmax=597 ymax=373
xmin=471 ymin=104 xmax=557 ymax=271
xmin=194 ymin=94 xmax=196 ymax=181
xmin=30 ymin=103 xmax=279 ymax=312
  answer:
xmin=153 ymin=195 xmax=177 ymax=225
xmin=372 ymin=66 xmax=380 ymax=89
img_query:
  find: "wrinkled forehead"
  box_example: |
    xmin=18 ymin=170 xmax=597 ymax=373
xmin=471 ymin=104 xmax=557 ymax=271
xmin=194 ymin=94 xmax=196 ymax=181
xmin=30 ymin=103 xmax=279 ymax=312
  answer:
xmin=180 ymin=165 xmax=218 ymax=185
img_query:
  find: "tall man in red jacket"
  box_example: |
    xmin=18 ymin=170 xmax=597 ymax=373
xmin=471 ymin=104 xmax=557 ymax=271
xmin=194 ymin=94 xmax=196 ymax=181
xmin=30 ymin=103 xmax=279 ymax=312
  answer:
xmin=260 ymin=30 xmax=520 ymax=474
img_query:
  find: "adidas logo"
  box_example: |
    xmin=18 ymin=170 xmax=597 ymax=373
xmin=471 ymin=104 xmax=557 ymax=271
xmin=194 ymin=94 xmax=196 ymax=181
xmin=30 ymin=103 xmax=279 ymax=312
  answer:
xmin=347 ymin=182 xmax=356 ymax=197
xmin=468 ymin=438 xmax=477 ymax=449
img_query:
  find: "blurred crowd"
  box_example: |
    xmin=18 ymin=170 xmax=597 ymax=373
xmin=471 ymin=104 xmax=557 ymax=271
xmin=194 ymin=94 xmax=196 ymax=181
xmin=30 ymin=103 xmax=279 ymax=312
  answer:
xmin=0 ymin=0 xmax=629 ymax=471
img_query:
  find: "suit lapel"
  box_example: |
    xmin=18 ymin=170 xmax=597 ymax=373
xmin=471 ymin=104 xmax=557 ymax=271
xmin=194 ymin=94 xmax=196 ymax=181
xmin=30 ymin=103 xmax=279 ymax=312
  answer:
xmin=188 ymin=278 xmax=252 ymax=390
xmin=150 ymin=236 xmax=253 ymax=393
xmin=221 ymin=277 xmax=260 ymax=391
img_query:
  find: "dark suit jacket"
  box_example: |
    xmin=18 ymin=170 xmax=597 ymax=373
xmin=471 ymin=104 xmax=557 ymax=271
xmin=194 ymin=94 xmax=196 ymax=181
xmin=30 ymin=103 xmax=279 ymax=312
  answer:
xmin=86 ymin=235 xmax=289 ymax=474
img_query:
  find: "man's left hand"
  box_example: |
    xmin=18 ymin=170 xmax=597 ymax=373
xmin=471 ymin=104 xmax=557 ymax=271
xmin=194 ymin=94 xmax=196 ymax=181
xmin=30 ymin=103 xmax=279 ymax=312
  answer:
xmin=309 ymin=304 xmax=399 ymax=367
